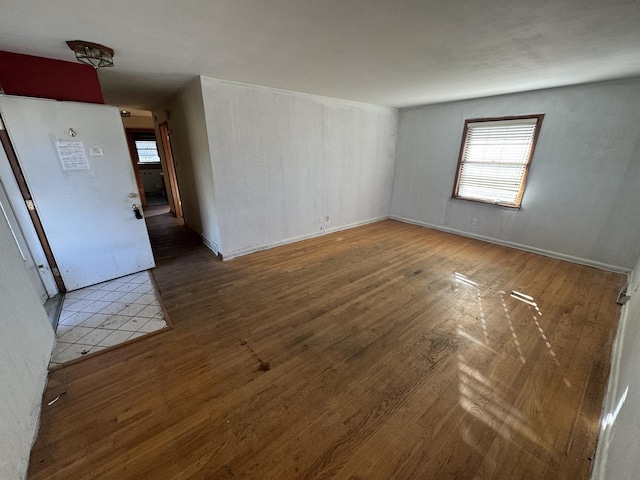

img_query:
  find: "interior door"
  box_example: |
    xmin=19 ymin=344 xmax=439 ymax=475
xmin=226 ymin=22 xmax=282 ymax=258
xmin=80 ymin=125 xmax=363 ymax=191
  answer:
xmin=0 ymin=96 xmax=155 ymax=291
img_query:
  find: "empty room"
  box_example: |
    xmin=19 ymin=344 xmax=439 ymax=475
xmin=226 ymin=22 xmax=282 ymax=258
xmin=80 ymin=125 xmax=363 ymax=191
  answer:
xmin=1 ymin=1 xmax=640 ymax=479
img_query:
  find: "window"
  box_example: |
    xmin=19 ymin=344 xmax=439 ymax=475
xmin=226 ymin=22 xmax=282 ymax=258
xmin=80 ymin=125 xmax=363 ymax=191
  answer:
xmin=135 ymin=140 xmax=160 ymax=164
xmin=131 ymin=132 xmax=161 ymax=164
xmin=452 ymin=114 xmax=543 ymax=208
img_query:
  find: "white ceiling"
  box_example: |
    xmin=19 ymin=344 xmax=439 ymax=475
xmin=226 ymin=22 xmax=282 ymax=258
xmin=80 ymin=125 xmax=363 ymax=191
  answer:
xmin=1 ymin=0 xmax=640 ymax=110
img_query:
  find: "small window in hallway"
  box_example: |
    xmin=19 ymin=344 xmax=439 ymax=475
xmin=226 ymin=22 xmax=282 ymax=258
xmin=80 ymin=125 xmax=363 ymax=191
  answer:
xmin=132 ymin=132 xmax=161 ymax=164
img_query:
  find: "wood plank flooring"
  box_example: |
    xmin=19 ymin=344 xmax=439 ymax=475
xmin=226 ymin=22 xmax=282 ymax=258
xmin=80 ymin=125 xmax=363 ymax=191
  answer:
xmin=28 ymin=217 xmax=625 ymax=479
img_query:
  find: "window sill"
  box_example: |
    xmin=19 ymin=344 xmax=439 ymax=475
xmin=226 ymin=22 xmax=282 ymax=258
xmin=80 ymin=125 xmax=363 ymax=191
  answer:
xmin=450 ymin=196 xmax=521 ymax=211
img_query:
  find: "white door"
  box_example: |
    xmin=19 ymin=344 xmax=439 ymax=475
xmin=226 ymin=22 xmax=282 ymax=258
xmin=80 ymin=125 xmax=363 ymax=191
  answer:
xmin=0 ymin=96 xmax=155 ymax=291
xmin=0 ymin=177 xmax=48 ymax=302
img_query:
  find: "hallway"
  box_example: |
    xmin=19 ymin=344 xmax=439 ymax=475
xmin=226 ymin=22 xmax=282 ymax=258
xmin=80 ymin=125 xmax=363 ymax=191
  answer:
xmin=28 ymin=216 xmax=624 ymax=479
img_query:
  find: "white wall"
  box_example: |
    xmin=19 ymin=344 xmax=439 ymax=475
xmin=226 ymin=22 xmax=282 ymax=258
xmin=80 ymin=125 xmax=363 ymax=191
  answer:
xmin=0 ymin=206 xmax=54 ymax=479
xmin=200 ymin=76 xmax=398 ymax=258
xmin=140 ymin=168 xmax=163 ymax=194
xmin=593 ymin=252 xmax=640 ymax=479
xmin=154 ymin=78 xmax=222 ymax=250
xmin=390 ymin=78 xmax=640 ymax=271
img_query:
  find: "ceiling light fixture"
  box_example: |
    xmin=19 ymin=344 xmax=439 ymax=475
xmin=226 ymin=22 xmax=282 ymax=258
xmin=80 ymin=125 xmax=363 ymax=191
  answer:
xmin=66 ymin=40 xmax=114 ymax=69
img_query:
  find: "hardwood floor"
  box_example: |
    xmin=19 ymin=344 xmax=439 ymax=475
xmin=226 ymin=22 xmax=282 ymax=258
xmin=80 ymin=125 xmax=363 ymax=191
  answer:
xmin=28 ymin=217 xmax=625 ymax=479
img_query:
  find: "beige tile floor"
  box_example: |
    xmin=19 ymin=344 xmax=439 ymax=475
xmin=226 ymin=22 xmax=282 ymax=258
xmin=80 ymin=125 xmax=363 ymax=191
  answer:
xmin=50 ymin=270 xmax=167 ymax=367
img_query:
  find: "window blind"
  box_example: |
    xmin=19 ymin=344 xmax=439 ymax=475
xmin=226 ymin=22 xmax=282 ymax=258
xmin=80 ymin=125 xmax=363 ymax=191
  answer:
xmin=455 ymin=117 xmax=540 ymax=207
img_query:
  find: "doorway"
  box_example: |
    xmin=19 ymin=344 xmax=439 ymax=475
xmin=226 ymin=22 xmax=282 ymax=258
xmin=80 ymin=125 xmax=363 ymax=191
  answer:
xmin=158 ymin=122 xmax=183 ymax=218
xmin=125 ymin=128 xmax=168 ymax=212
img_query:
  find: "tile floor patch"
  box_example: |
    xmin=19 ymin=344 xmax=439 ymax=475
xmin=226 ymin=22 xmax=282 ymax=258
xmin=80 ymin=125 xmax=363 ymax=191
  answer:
xmin=83 ymin=290 xmax=110 ymax=301
xmin=98 ymin=330 xmax=134 ymax=347
xmin=134 ymin=293 xmax=156 ymax=305
xmin=119 ymin=317 xmax=149 ymax=332
xmin=81 ymin=313 xmax=111 ymax=328
xmin=79 ymin=328 xmax=114 ymax=345
xmin=138 ymin=305 xmax=161 ymax=318
xmin=55 ymin=324 xmax=75 ymax=336
xmin=63 ymin=299 xmax=94 ymax=312
xmin=100 ymin=315 xmax=131 ymax=330
xmin=99 ymin=291 xmax=127 ymax=303
xmin=139 ymin=318 xmax=166 ymax=333
xmin=57 ymin=326 xmax=94 ymax=344
xmin=98 ymin=302 xmax=128 ymax=316
xmin=51 ymin=343 xmax=94 ymax=364
xmin=59 ymin=311 xmax=93 ymax=326
xmin=117 ymin=303 xmax=147 ymax=317
xmin=52 ymin=341 xmax=73 ymax=357
xmin=49 ymin=270 xmax=167 ymax=367
xmin=118 ymin=292 xmax=145 ymax=304
xmin=64 ymin=289 xmax=91 ymax=300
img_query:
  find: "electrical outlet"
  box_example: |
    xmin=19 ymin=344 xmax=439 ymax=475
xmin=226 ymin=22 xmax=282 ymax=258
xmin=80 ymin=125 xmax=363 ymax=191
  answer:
xmin=472 ymin=218 xmax=478 ymax=226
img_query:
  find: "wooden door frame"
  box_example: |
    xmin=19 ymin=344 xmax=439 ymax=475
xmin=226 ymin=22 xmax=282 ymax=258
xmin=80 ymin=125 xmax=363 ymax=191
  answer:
xmin=0 ymin=176 xmax=48 ymax=302
xmin=158 ymin=122 xmax=183 ymax=218
xmin=124 ymin=128 xmax=157 ymax=208
xmin=0 ymin=116 xmax=66 ymax=292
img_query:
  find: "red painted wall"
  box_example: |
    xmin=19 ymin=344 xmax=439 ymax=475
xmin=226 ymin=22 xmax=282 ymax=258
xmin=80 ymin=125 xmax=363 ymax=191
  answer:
xmin=0 ymin=50 xmax=104 ymax=104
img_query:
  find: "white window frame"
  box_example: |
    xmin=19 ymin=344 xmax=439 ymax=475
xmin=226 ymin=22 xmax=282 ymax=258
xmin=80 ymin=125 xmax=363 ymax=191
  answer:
xmin=452 ymin=114 xmax=544 ymax=208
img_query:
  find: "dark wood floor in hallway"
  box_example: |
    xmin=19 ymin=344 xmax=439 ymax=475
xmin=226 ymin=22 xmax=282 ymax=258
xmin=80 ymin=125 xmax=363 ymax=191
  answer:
xmin=28 ymin=216 xmax=625 ymax=479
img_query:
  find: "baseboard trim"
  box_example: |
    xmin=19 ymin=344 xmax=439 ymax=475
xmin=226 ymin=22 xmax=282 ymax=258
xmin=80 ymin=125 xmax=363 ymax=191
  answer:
xmin=389 ymin=215 xmax=630 ymax=274
xmin=191 ymin=212 xmax=630 ymax=273
xmin=222 ymin=216 xmax=388 ymax=260
xmin=182 ymin=223 xmax=223 ymax=260
xmin=201 ymin=233 xmax=220 ymax=256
